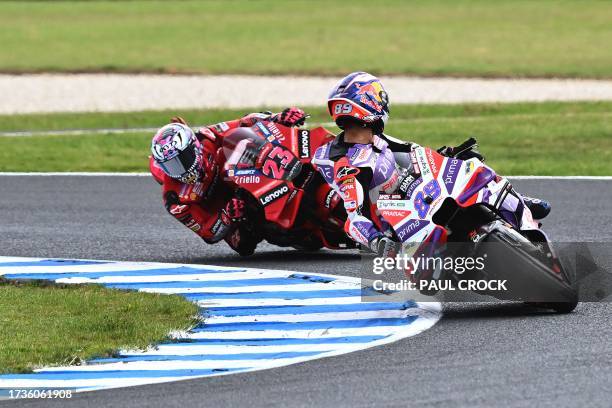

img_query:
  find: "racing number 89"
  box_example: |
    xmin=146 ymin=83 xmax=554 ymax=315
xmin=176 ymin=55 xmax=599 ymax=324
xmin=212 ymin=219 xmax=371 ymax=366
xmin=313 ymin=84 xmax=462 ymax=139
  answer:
xmin=413 ymin=179 xmax=442 ymax=218
xmin=334 ymin=103 xmax=352 ymax=115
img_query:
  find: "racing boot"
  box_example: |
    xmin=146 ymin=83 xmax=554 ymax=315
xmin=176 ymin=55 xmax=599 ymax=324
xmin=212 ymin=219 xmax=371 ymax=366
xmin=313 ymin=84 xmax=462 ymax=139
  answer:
xmin=522 ymin=196 xmax=551 ymax=220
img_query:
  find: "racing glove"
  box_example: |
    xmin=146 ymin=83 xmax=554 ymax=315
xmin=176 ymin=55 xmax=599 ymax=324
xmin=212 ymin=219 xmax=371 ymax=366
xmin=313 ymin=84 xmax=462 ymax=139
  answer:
xmin=239 ymin=111 xmax=273 ymax=127
xmin=437 ymin=137 xmax=484 ymax=161
xmin=223 ymin=198 xmax=247 ymax=223
xmin=272 ymin=107 xmax=308 ymax=127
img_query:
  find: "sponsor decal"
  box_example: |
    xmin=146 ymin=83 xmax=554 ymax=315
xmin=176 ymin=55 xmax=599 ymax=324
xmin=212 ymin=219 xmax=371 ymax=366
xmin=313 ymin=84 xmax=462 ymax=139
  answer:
xmin=234 ymin=169 xmax=257 ymax=176
xmin=426 ymin=148 xmax=443 ymax=179
xmin=349 ymin=224 xmax=367 ymax=244
xmin=379 ymin=194 xmax=402 ymax=200
xmin=179 ymin=185 xmax=194 ymax=201
xmin=442 ymin=158 xmax=460 ymax=194
xmin=416 ymin=149 xmax=431 ymax=178
xmin=210 ymin=217 xmax=228 ymax=238
xmin=324 ymin=189 xmax=337 ymax=209
xmin=410 ymin=152 xmax=420 ymax=174
xmin=336 ymin=165 xmax=360 ymax=180
xmin=341 ymin=182 xmax=355 ymax=192
xmin=465 ymin=161 xmax=474 ymax=175
xmin=396 ymin=219 xmax=430 ymax=241
xmin=381 ymin=210 xmax=408 ymax=218
xmin=185 ymin=219 xmax=201 ymax=233
xmin=398 ymin=174 xmax=415 ymax=194
xmin=345 ymin=200 xmax=357 ymax=210
xmin=213 ymin=122 xmax=230 ymax=133
xmin=236 ymin=175 xmax=261 ymax=184
xmin=404 ymin=176 xmax=423 ymax=199
xmin=380 ymin=209 xmax=411 ymax=227
xmin=287 ymin=189 xmax=299 ymax=203
xmin=382 ymin=171 xmax=399 ymax=192
xmin=355 ymin=82 xmax=385 ymax=113
xmin=169 ymin=204 xmax=188 ymax=216
xmin=267 ymin=122 xmax=285 ymax=142
xmin=377 ymin=156 xmax=393 ymax=178
xmin=298 ymin=130 xmax=310 ymax=158
xmin=317 ymin=164 xmax=333 ymax=182
xmin=356 ymin=148 xmax=370 ymax=163
xmin=259 ymin=184 xmax=290 ymax=206
xmin=255 ymin=121 xmax=271 ymax=137
xmin=377 ymin=200 xmax=409 ymax=210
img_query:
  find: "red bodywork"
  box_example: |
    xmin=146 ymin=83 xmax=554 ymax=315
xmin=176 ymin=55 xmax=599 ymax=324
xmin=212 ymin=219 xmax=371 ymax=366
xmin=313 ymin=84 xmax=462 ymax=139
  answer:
xmin=221 ymin=122 xmax=351 ymax=249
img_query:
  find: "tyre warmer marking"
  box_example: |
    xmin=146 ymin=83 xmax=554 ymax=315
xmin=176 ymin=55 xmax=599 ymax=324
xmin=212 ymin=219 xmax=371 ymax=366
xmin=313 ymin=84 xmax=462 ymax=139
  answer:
xmin=0 ymin=257 xmax=440 ymax=392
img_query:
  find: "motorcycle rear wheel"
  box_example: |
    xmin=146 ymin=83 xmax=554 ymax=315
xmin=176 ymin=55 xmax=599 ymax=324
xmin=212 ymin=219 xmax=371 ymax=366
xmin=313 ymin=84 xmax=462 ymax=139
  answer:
xmin=474 ymin=225 xmax=578 ymax=313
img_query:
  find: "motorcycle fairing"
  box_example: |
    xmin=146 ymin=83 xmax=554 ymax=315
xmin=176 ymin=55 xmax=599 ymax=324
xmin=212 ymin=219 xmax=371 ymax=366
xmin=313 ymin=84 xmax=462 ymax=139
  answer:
xmin=378 ymin=147 xmax=538 ymax=248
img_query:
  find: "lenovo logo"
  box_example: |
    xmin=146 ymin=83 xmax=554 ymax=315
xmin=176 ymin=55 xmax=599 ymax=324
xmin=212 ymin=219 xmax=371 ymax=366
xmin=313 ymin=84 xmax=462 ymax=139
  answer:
xmin=259 ymin=184 xmax=290 ymax=206
xmin=299 ymin=130 xmax=310 ymax=158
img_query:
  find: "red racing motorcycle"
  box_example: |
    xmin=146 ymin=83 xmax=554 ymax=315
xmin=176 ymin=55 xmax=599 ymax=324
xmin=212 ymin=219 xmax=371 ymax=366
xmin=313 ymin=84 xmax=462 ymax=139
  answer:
xmin=220 ymin=121 xmax=355 ymax=251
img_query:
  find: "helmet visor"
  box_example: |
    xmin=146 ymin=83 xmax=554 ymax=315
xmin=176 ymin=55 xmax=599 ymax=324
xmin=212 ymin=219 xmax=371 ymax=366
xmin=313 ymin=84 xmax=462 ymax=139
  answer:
xmin=159 ymin=145 xmax=198 ymax=179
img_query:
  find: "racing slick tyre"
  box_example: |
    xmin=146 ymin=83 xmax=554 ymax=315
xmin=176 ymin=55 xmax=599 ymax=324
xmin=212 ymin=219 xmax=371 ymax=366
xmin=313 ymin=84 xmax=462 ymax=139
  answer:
xmin=473 ymin=224 xmax=578 ymax=313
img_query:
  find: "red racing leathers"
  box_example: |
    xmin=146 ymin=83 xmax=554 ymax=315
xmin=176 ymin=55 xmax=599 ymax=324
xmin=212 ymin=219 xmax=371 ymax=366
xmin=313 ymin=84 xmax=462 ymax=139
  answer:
xmin=150 ymin=110 xmax=306 ymax=256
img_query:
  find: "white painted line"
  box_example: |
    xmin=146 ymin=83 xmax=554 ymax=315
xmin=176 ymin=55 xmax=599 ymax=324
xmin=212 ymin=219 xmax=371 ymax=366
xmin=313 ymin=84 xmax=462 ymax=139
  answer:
xmin=55 ymin=271 xmax=299 ymax=284
xmin=0 ymin=122 xmax=326 ymax=137
xmin=0 ymin=127 xmax=160 ymax=137
xmin=180 ymin=326 xmax=420 ymax=340
xmin=138 ymin=282 xmax=360 ymax=294
xmin=205 ymin=309 xmax=419 ymax=324
xmin=3 ymin=110 xmax=612 ymax=138
xmin=196 ymin=297 xmax=370 ymax=308
xmin=127 ymin=343 xmax=371 ymax=356
xmin=39 ymin=357 xmax=310 ymax=372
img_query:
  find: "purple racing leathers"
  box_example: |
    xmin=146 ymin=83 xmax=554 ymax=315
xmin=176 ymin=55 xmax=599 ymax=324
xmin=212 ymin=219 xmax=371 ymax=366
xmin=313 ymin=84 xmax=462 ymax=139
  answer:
xmin=312 ymin=133 xmax=416 ymax=247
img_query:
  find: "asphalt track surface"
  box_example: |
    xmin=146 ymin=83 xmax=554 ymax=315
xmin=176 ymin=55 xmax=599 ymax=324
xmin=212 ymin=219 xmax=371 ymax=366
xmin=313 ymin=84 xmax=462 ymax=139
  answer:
xmin=1 ymin=176 xmax=611 ymax=408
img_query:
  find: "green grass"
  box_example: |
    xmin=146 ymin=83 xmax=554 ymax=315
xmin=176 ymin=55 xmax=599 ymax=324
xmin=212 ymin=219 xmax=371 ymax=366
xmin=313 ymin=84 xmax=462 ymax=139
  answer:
xmin=0 ymin=278 xmax=199 ymax=374
xmin=0 ymin=101 xmax=610 ymax=175
xmin=1 ymin=0 xmax=612 ymax=78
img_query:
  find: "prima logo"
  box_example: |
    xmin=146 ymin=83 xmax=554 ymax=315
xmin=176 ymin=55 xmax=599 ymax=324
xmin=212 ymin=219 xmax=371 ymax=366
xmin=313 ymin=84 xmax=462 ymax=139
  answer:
xmin=259 ymin=184 xmax=290 ymax=206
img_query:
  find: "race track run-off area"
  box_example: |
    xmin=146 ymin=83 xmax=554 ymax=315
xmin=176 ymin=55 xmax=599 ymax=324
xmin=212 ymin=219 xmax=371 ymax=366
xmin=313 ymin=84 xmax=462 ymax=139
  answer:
xmin=0 ymin=257 xmax=441 ymax=392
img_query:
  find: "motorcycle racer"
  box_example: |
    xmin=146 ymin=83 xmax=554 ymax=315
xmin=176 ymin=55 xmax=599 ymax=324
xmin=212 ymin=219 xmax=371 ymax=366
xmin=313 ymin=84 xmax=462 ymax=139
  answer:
xmin=150 ymin=108 xmax=307 ymax=256
xmin=311 ymin=72 xmax=551 ymax=256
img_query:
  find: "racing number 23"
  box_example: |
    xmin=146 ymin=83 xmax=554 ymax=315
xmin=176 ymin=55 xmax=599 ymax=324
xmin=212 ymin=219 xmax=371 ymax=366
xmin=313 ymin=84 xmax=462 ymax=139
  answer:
xmin=262 ymin=146 xmax=293 ymax=179
xmin=413 ymin=179 xmax=442 ymax=218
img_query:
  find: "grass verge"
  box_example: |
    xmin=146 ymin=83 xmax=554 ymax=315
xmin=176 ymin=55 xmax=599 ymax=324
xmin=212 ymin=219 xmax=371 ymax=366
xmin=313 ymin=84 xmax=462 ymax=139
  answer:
xmin=0 ymin=278 xmax=199 ymax=374
xmin=0 ymin=101 xmax=610 ymax=175
xmin=1 ymin=0 xmax=612 ymax=78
